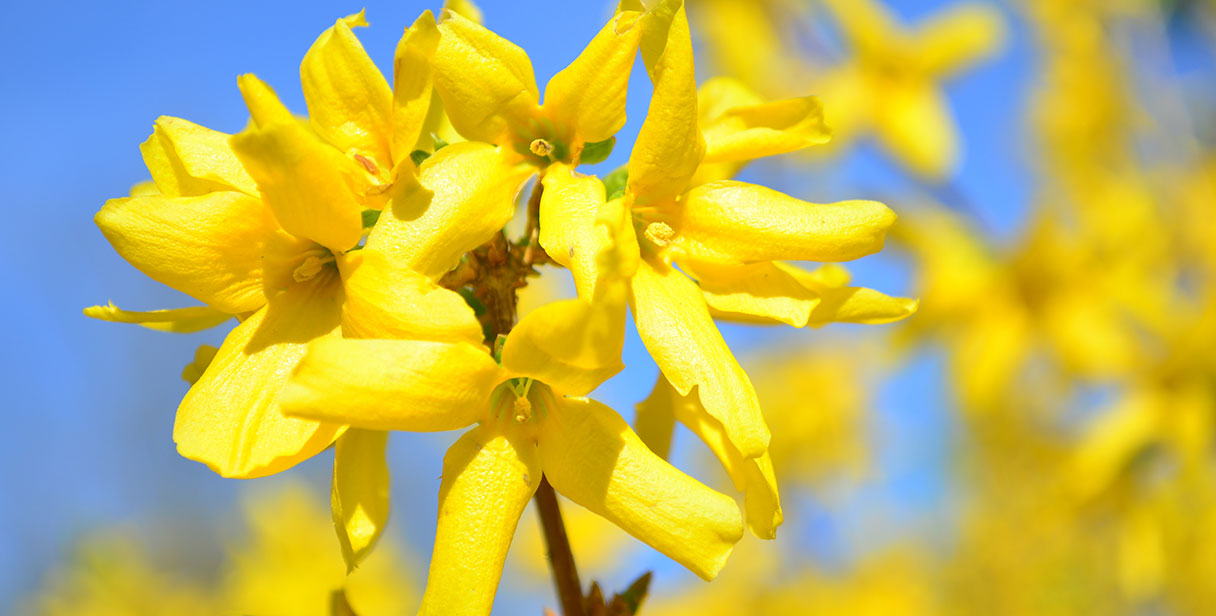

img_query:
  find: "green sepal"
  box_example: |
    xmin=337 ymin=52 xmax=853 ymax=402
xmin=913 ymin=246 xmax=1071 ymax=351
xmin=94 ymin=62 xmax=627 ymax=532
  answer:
xmin=580 ymin=137 xmax=616 ymax=165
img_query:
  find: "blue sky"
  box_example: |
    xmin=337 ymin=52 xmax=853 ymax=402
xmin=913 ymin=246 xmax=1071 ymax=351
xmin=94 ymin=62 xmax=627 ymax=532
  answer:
xmin=0 ymin=0 xmax=1034 ymax=611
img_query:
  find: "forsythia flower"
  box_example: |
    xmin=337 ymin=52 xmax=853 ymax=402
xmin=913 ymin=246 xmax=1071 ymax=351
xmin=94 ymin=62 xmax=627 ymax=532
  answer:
xmin=88 ymin=0 xmax=917 ymax=612
xmin=543 ymin=0 xmax=913 ymax=538
xmin=429 ymin=3 xmax=642 ymax=168
xmin=814 ymin=0 xmax=1005 ymax=178
xmin=23 ymin=484 xmax=418 ymax=616
xmin=87 ymin=8 xmax=533 ymax=571
xmin=280 ymin=200 xmax=743 ymax=613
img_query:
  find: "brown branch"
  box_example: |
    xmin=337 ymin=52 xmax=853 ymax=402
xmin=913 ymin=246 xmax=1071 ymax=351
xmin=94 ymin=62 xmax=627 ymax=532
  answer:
xmin=534 ymin=476 xmax=585 ymax=616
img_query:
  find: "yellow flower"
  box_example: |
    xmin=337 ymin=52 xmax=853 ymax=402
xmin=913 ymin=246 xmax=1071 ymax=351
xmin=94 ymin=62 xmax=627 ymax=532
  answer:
xmin=22 ymin=483 xmax=418 ymax=616
xmin=280 ymin=206 xmax=743 ymax=613
xmin=733 ymin=0 xmax=1004 ymax=179
xmin=429 ymin=4 xmax=643 ymax=166
xmin=86 ymin=11 xmax=529 ymax=490
xmin=541 ymin=0 xmax=913 ymax=539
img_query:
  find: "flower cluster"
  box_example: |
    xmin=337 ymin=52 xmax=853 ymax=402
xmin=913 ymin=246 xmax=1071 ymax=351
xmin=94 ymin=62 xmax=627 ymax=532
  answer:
xmin=88 ymin=0 xmax=912 ymax=612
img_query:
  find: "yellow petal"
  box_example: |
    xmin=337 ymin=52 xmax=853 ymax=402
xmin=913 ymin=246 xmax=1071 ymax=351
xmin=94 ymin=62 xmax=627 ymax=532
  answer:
xmin=368 ymin=142 xmax=531 ymax=280
xmin=281 ymin=337 xmax=501 ymax=432
xmin=83 ymin=302 xmax=232 ymax=333
xmin=432 ymin=10 xmax=540 ymax=143
xmin=331 ymin=428 xmax=390 ymax=572
xmin=95 ymin=191 xmax=275 ymax=314
xmin=698 ymin=82 xmax=830 ymax=164
xmin=633 ymin=373 xmax=680 ymax=459
xmin=774 ymin=262 xmax=918 ymax=326
xmin=538 ymin=396 xmax=743 ymax=580
xmin=628 ymin=257 xmax=769 ymax=459
xmin=181 ymin=344 xmax=218 ymax=385
xmin=230 ymin=119 xmax=365 ymax=252
xmin=337 ymin=249 xmax=484 ymax=344
xmin=443 ymin=0 xmax=483 ymax=24
xmin=129 ymin=180 xmax=159 ymax=197
xmin=236 ymin=73 xmax=295 ymax=129
xmin=500 ymin=295 xmax=625 ymax=396
xmin=656 ymin=375 xmax=781 ymax=539
xmin=627 ymin=0 xmax=705 ymax=205
xmin=668 ymin=181 xmax=896 ymax=265
xmin=418 ymin=425 xmax=540 ymax=616
xmin=682 ymin=261 xmax=820 ymax=327
xmin=915 ymin=3 xmax=1006 ymax=77
xmin=807 ymin=287 xmax=919 ymax=326
xmin=874 ymin=82 xmax=958 ymax=179
xmin=541 ymin=10 xmax=643 ymax=146
xmin=173 ymin=276 xmax=346 ymax=478
xmin=301 ymin=11 xmax=394 ymax=169
xmin=537 ymin=163 xmax=606 ymax=298
xmin=390 ymin=11 xmax=441 ymax=166
xmin=821 ymin=0 xmax=898 ymax=60
xmin=140 ymin=116 xmax=259 ymax=197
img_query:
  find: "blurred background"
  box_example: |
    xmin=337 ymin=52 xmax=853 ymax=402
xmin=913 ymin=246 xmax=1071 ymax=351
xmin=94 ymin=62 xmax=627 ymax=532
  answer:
xmin=3 ymin=0 xmax=1215 ymax=613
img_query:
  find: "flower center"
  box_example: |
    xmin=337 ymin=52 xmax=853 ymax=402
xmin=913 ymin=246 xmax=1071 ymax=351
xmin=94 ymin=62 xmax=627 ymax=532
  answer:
xmin=489 ymin=377 xmax=558 ymax=426
xmin=291 ymin=250 xmax=337 ymax=283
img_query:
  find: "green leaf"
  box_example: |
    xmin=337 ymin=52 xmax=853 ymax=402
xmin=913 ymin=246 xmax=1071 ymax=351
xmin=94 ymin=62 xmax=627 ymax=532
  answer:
xmin=580 ymin=137 xmax=616 ymax=165
xmin=458 ymin=287 xmax=487 ymax=317
xmin=409 ymin=149 xmax=431 ymax=166
xmin=361 ymin=209 xmax=381 ymax=228
xmin=603 ymin=165 xmax=629 ymax=200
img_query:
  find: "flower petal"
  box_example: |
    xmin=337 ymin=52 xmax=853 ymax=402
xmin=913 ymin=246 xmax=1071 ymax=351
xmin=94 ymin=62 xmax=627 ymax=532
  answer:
xmin=368 ymin=142 xmax=531 ymax=280
xmin=539 ymin=396 xmax=743 ymax=580
xmin=230 ymin=118 xmax=366 ymax=253
xmin=331 ymin=428 xmax=390 ymax=572
xmin=173 ymin=276 xmax=346 ymax=478
xmin=501 ymin=295 xmax=625 ymax=396
xmin=698 ymin=80 xmax=830 ymax=165
xmin=140 ymin=116 xmax=258 ymax=197
xmin=776 ymin=262 xmax=919 ymax=326
xmin=418 ymin=425 xmax=540 ymax=616
xmin=432 ymin=9 xmax=540 ymax=143
xmin=281 ymin=337 xmax=501 ymax=432
xmin=874 ymin=81 xmax=958 ymax=179
xmin=236 ymin=73 xmax=295 ymax=129
xmin=627 ymin=0 xmax=705 ymax=205
xmin=668 ymin=181 xmax=896 ymax=265
xmin=301 ymin=10 xmax=394 ymax=168
xmin=541 ymin=10 xmax=643 ymax=146
xmin=537 ymin=163 xmax=606 ymax=298
xmin=95 ymin=191 xmax=275 ymax=314
xmin=181 ymin=344 xmax=218 ymax=385
xmin=629 ymin=257 xmax=769 ymax=458
xmin=655 ymin=375 xmax=782 ymax=539
xmin=682 ymin=261 xmax=820 ymax=327
xmin=633 ymin=373 xmax=680 ymax=459
xmin=915 ymin=3 xmax=1006 ymax=77
xmin=83 ymin=302 xmax=232 ymax=333
xmin=337 ymin=249 xmax=484 ymax=344
xmin=390 ymin=11 xmax=441 ymax=166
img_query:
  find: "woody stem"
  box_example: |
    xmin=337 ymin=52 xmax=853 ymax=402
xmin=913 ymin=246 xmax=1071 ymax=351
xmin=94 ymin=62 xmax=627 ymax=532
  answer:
xmin=535 ymin=476 xmax=586 ymax=616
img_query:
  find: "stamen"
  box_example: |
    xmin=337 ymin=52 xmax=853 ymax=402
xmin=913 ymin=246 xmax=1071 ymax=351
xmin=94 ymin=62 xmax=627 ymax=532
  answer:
xmin=512 ymin=396 xmax=533 ymax=423
xmin=643 ymin=221 xmax=676 ymax=247
xmin=353 ymin=153 xmax=378 ymax=174
xmin=292 ymin=254 xmax=335 ymax=282
xmin=530 ymin=139 xmax=554 ymax=158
